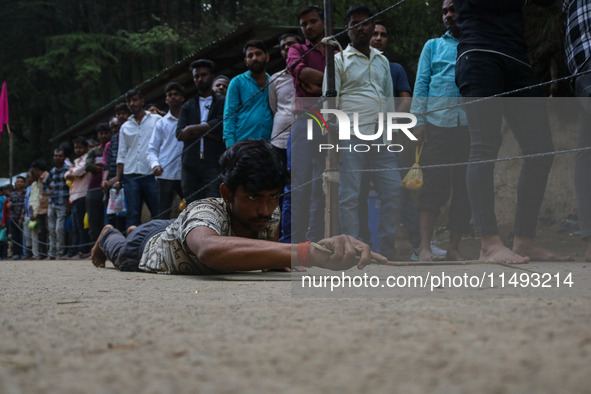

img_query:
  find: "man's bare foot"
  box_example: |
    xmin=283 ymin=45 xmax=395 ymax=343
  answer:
xmin=127 ymin=226 xmax=137 ymax=236
xmin=512 ymin=236 xmax=572 ymax=262
xmin=91 ymin=225 xmax=113 ymax=268
xmin=418 ymin=246 xmax=438 ymax=262
xmin=445 ymin=249 xmax=466 ymax=261
xmin=480 ymin=236 xmax=530 ymax=264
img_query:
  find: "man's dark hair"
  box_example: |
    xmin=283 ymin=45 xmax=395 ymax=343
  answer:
xmin=165 ymin=81 xmax=185 ymax=96
xmin=114 ymin=103 xmax=130 ymax=114
xmin=219 ymin=140 xmax=287 ymax=194
xmin=31 ymin=159 xmax=48 ymax=171
xmin=190 ymin=59 xmax=214 ymax=72
xmin=16 ymin=175 xmax=26 ymax=182
xmin=125 ymin=89 xmax=143 ymax=100
xmin=297 ymin=5 xmax=324 ymax=21
xmin=345 ymin=4 xmax=374 ymax=25
xmin=74 ymin=136 xmax=89 ymax=147
xmin=373 ymin=20 xmax=388 ymax=34
xmin=214 ymin=75 xmax=230 ymax=83
xmin=95 ymin=123 xmax=110 ymax=133
xmin=53 ymin=148 xmax=65 ymax=155
xmin=58 ymin=142 xmax=72 ymax=158
xmin=242 ymin=40 xmax=267 ymax=57
xmin=279 ymin=33 xmax=303 ymax=43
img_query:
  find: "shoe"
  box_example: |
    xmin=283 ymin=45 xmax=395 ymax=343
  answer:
xmin=79 ymin=252 xmax=90 ymax=259
xmin=430 ymin=242 xmax=447 ymax=259
xmin=12 ymin=255 xmax=21 ymax=260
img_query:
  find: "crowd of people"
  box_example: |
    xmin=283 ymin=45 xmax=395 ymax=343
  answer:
xmin=1 ymin=1 xmax=590 ymax=268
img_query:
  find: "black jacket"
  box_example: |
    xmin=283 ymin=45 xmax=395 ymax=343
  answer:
xmin=176 ymin=93 xmax=225 ymax=167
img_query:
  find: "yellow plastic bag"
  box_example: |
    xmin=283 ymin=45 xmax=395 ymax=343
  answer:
xmin=401 ymin=144 xmax=424 ymax=190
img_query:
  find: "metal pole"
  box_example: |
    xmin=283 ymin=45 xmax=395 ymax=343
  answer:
xmin=323 ymin=0 xmax=339 ymax=237
xmin=8 ymin=125 xmax=13 ymax=184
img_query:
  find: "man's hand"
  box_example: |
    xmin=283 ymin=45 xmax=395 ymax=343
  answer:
xmin=152 ymin=166 xmax=163 ymax=177
xmin=412 ymin=125 xmax=428 ymax=143
xmin=309 ymin=235 xmax=387 ymax=270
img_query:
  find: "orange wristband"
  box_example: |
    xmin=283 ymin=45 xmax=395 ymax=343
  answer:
xmin=297 ymin=241 xmax=312 ymax=267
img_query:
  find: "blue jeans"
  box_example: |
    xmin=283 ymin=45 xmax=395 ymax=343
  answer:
xmin=280 ymin=117 xmax=326 ymax=243
xmin=456 ymin=52 xmax=554 ymax=237
xmin=123 ymin=174 xmax=159 ymax=228
xmin=338 ymin=138 xmax=401 ymax=258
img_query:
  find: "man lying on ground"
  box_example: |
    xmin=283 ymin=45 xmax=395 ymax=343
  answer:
xmin=91 ymin=140 xmax=385 ymax=274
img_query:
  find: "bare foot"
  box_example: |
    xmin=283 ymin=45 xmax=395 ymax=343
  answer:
xmin=127 ymin=226 xmax=137 ymax=236
xmin=512 ymin=236 xmax=572 ymax=262
xmin=91 ymin=225 xmax=113 ymax=268
xmin=445 ymin=249 xmax=466 ymax=262
xmin=481 ymin=242 xmax=530 ymax=264
xmin=418 ymin=246 xmax=438 ymax=262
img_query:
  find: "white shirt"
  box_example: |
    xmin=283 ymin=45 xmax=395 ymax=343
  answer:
xmin=323 ymin=45 xmax=394 ymax=136
xmin=117 ymin=111 xmax=161 ymax=174
xmin=268 ymin=69 xmax=295 ymax=149
xmin=147 ymin=111 xmax=183 ymax=180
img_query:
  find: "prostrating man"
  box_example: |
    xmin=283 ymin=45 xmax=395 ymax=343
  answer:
xmin=323 ymin=5 xmax=401 ymax=260
xmin=454 ymin=0 xmax=569 ymax=263
xmin=269 ymin=33 xmax=301 ymax=162
xmin=115 ymin=89 xmax=161 ymax=228
xmin=281 ymin=5 xmax=327 ymax=243
xmin=565 ymin=0 xmax=591 ymax=260
xmin=223 ymin=40 xmax=273 ymax=148
xmin=43 ymin=149 xmax=70 ymax=259
xmin=65 ymin=136 xmax=91 ymax=259
xmin=91 ymin=140 xmax=386 ymax=274
xmin=147 ymin=82 xmax=185 ymax=218
xmin=176 ymin=59 xmax=225 ymax=203
xmin=411 ymin=0 xmax=470 ymax=261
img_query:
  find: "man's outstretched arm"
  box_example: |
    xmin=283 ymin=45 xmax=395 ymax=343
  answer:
xmin=185 ymin=227 xmax=386 ymax=272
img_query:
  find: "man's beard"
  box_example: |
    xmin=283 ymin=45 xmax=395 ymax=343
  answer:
xmin=198 ymin=81 xmax=212 ymax=94
xmin=247 ymin=60 xmax=267 ymax=74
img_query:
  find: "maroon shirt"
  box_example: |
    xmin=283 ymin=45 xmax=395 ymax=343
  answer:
xmin=286 ymin=40 xmax=326 ymax=98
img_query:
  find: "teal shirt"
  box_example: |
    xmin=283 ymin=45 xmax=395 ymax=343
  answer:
xmin=410 ymin=31 xmax=467 ymax=128
xmin=223 ymin=71 xmax=273 ymax=148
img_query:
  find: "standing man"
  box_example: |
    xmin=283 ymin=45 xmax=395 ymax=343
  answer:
xmin=223 ymin=40 xmax=273 ymax=148
xmin=176 ymin=60 xmax=225 ymax=204
xmin=213 ymin=75 xmax=230 ymax=96
xmin=269 ymin=33 xmax=302 ymax=162
xmin=411 ymin=0 xmax=471 ymax=261
xmin=565 ymin=0 xmax=591 ymax=260
xmin=85 ymin=123 xmax=111 ymax=243
xmin=43 ymin=149 xmax=70 ymax=259
xmin=6 ymin=176 xmax=26 ymax=259
xmin=147 ymin=82 xmax=185 ymax=218
xmin=30 ymin=160 xmax=49 ymax=259
xmin=65 ymin=136 xmax=91 ymax=259
xmin=323 ymin=5 xmax=401 ymax=260
xmin=102 ymin=103 xmax=130 ymax=233
xmin=454 ymin=0 xmax=568 ymax=263
xmin=115 ymin=89 xmax=161 ymax=228
xmin=281 ymin=5 xmax=328 ymax=243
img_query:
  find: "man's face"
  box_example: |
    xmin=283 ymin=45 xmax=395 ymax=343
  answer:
xmin=442 ymin=0 xmax=458 ymax=35
xmin=98 ymin=130 xmax=111 ymax=145
xmin=193 ymin=67 xmax=213 ymax=94
xmin=348 ymin=13 xmax=374 ymax=48
xmin=299 ymin=11 xmax=324 ymax=43
xmin=370 ymin=24 xmax=388 ymax=52
xmin=225 ymin=185 xmax=280 ymax=235
xmin=74 ymin=143 xmax=88 ymax=157
xmin=126 ymin=94 xmax=144 ymax=114
xmin=109 ymin=118 xmax=119 ymax=134
xmin=53 ymin=151 xmax=65 ymax=166
xmin=115 ymin=110 xmax=129 ymax=126
xmin=280 ymin=35 xmax=299 ymax=61
xmin=15 ymin=178 xmax=25 ymax=191
xmin=244 ymin=46 xmax=269 ymax=74
xmin=213 ymin=78 xmax=229 ymax=96
xmin=165 ymin=89 xmax=185 ymax=109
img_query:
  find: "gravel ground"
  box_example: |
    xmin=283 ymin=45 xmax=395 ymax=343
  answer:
xmin=1 ymin=258 xmax=590 ymax=393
